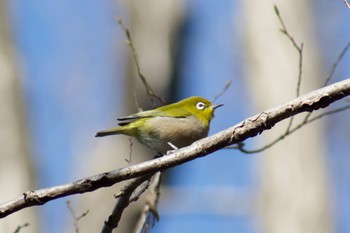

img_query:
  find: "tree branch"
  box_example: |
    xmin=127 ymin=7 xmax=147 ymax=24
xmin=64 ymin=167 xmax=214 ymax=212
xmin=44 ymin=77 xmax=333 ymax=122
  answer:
xmin=101 ymin=174 xmax=153 ymax=233
xmin=1 ymin=78 xmax=350 ymax=218
xmin=133 ymin=172 xmax=161 ymax=233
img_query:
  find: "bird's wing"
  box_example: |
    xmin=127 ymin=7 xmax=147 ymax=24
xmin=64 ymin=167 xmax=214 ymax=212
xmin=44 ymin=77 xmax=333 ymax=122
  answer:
xmin=117 ymin=108 xmax=191 ymax=126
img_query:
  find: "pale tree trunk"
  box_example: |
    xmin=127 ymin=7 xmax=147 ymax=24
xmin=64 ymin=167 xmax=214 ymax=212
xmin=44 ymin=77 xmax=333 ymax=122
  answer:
xmin=79 ymin=1 xmax=183 ymax=232
xmin=242 ymin=1 xmax=333 ymax=233
xmin=0 ymin=0 xmax=39 ymax=232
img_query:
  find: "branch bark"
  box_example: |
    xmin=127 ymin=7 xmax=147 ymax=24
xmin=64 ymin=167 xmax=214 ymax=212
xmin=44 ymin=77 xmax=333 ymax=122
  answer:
xmin=1 ymin=78 xmax=349 ymax=218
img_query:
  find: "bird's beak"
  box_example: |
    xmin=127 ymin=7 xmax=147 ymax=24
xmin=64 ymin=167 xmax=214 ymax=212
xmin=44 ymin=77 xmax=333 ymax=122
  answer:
xmin=212 ymin=104 xmax=224 ymax=109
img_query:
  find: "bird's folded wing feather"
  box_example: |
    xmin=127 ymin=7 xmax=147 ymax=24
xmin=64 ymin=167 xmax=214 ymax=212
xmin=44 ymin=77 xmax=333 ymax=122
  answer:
xmin=117 ymin=108 xmax=191 ymax=123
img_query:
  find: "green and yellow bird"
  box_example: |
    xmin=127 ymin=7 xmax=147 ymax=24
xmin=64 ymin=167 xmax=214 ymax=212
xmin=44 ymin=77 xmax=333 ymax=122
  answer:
xmin=96 ymin=96 xmax=223 ymax=153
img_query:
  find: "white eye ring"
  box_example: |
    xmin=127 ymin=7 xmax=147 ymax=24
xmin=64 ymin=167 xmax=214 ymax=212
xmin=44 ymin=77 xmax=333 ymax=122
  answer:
xmin=196 ymin=102 xmax=205 ymax=110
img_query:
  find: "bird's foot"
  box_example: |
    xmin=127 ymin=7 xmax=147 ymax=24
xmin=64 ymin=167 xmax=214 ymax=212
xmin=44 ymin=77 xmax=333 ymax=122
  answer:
xmin=153 ymin=152 xmax=164 ymax=159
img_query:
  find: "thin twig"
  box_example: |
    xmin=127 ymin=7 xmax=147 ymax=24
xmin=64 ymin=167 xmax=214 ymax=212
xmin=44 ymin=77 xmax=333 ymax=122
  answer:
xmin=291 ymin=104 xmax=350 ymax=132
xmin=274 ymin=5 xmax=304 ymax=97
xmin=274 ymin=5 xmax=303 ymax=53
xmin=13 ymin=223 xmax=29 ymax=233
xmin=125 ymin=137 xmax=134 ymax=164
xmin=296 ymin=43 xmax=304 ymax=97
xmin=66 ymin=200 xmax=79 ymax=233
xmin=77 ymin=210 xmax=89 ymax=221
xmin=324 ymin=41 xmax=350 ymax=86
xmin=66 ymin=200 xmax=89 ymax=233
xmin=233 ymin=134 xmax=286 ymax=154
xmin=212 ymin=80 xmax=232 ymax=103
xmin=275 ymin=5 xmax=304 ymax=133
xmin=116 ymin=16 xmax=165 ymax=106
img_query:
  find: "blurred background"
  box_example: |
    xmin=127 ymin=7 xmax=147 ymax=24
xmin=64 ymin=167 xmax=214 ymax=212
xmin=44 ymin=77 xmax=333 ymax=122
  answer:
xmin=0 ymin=0 xmax=349 ymax=232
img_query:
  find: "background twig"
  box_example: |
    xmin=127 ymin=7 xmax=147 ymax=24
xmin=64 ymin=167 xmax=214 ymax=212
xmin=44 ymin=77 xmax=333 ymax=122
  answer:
xmin=13 ymin=223 xmax=29 ymax=233
xmin=66 ymin=200 xmax=89 ymax=233
xmin=212 ymin=80 xmax=232 ymax=103
xmin=116 ymin=16 xmax=165 ymax=106
xmin=324 ymin=41 xmax=350 ymax=86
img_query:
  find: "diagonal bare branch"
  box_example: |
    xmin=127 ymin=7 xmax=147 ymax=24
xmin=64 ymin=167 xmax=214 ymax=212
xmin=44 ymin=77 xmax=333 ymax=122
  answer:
xmin=0 ymin=78 xmax=350 ymax=218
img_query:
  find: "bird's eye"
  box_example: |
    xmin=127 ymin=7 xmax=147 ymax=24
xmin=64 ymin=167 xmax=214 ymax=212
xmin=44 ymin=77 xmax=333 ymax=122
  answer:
xmin=196 ymin=102 xmax=205 ymax=110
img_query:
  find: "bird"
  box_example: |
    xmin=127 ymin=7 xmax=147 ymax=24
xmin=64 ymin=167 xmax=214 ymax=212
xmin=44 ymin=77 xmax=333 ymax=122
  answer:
xmin=95 ymin=96 xmax=223 ymax=153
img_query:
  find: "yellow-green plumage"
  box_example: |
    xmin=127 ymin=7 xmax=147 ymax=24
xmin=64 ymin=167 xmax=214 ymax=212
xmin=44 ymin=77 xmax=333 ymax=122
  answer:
xmin=96 ymin=96 xmax=222 ymax=153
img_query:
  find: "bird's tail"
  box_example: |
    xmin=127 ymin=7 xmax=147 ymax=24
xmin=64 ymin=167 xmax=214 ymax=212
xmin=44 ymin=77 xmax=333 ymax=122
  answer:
xmin=95 ymin=127 xmax=122 ymax=137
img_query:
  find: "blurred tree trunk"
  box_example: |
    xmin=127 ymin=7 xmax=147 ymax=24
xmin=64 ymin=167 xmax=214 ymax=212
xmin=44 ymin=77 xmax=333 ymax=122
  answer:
xmin=80 ymin=1 xmax=183 ymax=232
xmin=0 ymin=0 xmax=38 ymax=232
xmin=242 ymin=1 xmax=333 ymax=233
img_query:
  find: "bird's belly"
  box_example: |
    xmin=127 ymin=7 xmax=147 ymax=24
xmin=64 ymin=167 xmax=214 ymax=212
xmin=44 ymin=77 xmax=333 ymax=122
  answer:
xmin=136 ymin=116 xmax=209 ymax=153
